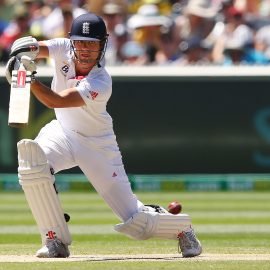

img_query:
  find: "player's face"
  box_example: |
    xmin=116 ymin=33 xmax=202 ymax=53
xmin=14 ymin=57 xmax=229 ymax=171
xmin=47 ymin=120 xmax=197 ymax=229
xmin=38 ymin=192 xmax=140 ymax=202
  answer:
xmin=73 ymin=40 xmax=102 ymax=64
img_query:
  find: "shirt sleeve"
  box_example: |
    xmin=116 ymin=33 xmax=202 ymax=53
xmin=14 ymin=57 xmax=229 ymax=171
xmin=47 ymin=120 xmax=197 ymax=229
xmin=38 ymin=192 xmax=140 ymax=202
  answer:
xmin=76 ymin=75 xmax=112 ymax=106
xmin=43 ymin=38 xmax=70 ymax=60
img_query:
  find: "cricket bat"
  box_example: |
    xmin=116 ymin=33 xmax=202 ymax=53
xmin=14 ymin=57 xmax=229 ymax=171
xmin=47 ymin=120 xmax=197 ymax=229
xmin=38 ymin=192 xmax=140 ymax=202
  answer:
xmin=8 ymin=63 xmax=31 ymax=128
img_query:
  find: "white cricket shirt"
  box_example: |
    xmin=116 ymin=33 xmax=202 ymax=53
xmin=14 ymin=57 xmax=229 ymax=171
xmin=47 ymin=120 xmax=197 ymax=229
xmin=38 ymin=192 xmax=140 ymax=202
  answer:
xmin=44 ymin=38 xmax=113 ymax=137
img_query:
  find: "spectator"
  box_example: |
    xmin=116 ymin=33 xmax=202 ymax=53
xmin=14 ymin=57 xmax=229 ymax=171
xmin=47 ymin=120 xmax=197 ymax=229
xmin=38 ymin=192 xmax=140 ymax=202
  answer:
xmin=173 ymin=0 xmax=221 ymax=64
xmin=212 ymin=6 xmax=255 ymax=65
xmin=142 ymin=0 xmax=172 ymax=15
xmin=234 ymin=0 xmax=261 ymax=16
xmin=260 ymin=0 xmax=270 ymax=17
xmin=216 ymin=0 xmax=235 ymax=22
xmin=102 ymin=2 xmax=128 ymax=65
xmin=0 ymin=4 xmax=30 ymax=62
xmin=177 ymin=35 xmax=212 ymax=65
xmin=128 ymin=0 xmax=172 ymax=15
xmin=87 ymin=0 xmax=109 ymax=15
xmin=127 ymin=4 xmax=172 ymax=63
xmin=154 ymin=23 xmax=182 ymax=65
xmin=1 ymin=0 xmax=270 ymax=65
xmin=120 ymin=40 xmax=148 ymax=65
xmin=177 ymin=0 xmax=219 ymax=40
xmin=23 ymin=0 xmax=48 ymax=39
xmin=253 ymin=24 xmax=270 ymax=62
xmin=41 ymin=0 xmax=87 ymax=39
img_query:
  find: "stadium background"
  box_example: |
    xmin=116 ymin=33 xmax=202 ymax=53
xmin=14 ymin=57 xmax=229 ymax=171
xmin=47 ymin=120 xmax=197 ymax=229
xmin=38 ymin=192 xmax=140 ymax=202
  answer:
xmin=1 ymin=66 xmax=270 ymax=192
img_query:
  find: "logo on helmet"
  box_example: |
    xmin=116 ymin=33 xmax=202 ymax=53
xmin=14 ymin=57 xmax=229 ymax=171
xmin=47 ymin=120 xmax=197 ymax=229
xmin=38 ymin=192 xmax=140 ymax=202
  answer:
xmin=82 ymin=22 xmax=90 ymax=35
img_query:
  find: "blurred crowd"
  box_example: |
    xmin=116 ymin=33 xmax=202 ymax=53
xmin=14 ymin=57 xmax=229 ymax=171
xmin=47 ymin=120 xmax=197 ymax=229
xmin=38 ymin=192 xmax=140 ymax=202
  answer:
xmin=2 ymin=0 xmax=270 ymax=66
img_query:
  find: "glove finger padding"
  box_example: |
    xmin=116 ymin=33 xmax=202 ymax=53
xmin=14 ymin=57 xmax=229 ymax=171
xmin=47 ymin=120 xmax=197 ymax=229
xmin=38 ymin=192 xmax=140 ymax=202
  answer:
xmin=10 ymin=36 xmax=39 ymax=60
xmin=20 ymin=55 xmax=37 ymax=74
xmin=5 ymin=56 xmax=20 ymax=84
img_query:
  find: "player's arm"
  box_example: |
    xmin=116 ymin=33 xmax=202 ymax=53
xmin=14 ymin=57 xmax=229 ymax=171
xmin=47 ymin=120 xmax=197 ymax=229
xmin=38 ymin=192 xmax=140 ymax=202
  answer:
xmin=30 ymin=42 xmax=84 ymax=108
xmin=30 ymin=79 xmax=85 ymax=108
xmin=36 ymin=41 xmax=49 ymax=59
xmin=6 ymin=42 xmax=84 ymax=108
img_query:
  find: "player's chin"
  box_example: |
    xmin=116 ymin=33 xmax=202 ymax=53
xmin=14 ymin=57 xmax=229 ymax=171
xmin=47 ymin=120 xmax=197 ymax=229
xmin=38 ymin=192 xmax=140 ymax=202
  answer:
xmin=78 ymin=57 xmax=97 ymax=65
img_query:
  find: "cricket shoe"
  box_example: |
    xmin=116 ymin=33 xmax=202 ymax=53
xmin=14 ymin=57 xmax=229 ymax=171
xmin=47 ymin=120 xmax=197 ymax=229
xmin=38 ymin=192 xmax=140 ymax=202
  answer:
xmin=178 ymin=227 xmax=202 ymax=257
xmin=36 ymin=239 xmax=70 ymax=258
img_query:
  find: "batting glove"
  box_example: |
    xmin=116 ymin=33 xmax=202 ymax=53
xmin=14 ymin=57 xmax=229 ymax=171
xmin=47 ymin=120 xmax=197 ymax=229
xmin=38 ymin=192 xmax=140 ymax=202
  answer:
xmin=5 ymin=56 xmax=20 ymax=84
xmin=20 ymin=56 xmax=37 ymax=83
xmin=10 ymin=36 xmax=39 ymax=60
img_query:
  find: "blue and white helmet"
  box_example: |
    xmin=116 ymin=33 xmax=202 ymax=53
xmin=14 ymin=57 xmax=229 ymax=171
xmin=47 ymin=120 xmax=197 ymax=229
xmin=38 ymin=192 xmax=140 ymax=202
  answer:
xmin=69 ymin=13 xmax=108 ymax=66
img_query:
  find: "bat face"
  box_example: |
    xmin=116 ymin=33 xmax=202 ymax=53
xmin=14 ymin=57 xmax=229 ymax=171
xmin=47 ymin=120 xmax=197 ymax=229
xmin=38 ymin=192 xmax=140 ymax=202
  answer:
xmin=8 ymin=64 xmax=31 ymax=128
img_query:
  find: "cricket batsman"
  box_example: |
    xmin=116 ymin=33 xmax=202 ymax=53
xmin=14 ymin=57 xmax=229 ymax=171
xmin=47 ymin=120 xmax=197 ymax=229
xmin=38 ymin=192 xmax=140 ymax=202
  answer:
xmin=5 ymin=13 xmax=202 ymax=258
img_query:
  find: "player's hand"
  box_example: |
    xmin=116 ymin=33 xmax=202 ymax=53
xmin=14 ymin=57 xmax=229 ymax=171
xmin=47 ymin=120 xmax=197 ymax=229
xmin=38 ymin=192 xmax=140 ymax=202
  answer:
xmin=5 ymin=56 xmax=20 ymax=84
xmin=10 ymin=36 xmax=39 ymax=60
xmin=20 ymin=56 xmax=37 ymax=83
xmin=20 ymin=55 xmax=37 ymax=74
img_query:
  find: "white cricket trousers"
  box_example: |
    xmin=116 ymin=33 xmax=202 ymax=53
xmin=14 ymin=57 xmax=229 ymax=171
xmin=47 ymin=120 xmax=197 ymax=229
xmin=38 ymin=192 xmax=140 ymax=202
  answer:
xmin=35 ymin=120 xmax=143 ymax=222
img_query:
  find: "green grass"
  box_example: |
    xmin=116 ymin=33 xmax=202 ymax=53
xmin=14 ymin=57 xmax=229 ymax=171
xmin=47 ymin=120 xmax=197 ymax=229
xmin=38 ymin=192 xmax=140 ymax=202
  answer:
xmin=0 ymin=261 xmax=270 ymax=270
xmin=0 ymin=191 xmax=270 ymax=269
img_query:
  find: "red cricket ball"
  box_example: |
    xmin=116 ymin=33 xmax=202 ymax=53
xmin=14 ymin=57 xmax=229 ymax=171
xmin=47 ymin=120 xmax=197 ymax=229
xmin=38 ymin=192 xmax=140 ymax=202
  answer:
xmin=167 ymin=201 xmax=182 ymax=215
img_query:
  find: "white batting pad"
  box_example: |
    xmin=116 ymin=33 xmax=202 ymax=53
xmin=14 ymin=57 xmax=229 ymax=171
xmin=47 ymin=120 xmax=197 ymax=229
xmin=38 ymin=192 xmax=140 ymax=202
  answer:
xmin=114 ymin=211 xmax=191 ymax=240
xmin=17 ymin=139 xmax=71 ymax=245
